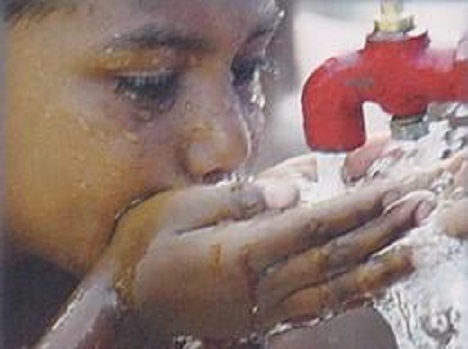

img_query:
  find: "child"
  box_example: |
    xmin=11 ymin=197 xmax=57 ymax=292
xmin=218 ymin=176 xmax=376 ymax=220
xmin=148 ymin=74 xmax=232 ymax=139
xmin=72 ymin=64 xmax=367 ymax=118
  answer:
xmin=5 ymin=0 xmax=465 ymax=348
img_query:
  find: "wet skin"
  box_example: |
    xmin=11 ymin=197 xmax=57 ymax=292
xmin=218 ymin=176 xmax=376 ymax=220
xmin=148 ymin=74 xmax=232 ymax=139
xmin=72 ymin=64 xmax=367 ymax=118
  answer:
xmin=6 ymin=0 xmax=468 ymax=348
xmin=7 ymin=0 xmax=280 ymax=274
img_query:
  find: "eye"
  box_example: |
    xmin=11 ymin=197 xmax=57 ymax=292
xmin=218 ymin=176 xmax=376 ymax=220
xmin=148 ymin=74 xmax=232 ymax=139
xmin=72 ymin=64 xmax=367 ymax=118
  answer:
xmin=231 ymin=57 xmax=272 ymax=87
xmin=114 ymin=71 xmax=179 ymax=114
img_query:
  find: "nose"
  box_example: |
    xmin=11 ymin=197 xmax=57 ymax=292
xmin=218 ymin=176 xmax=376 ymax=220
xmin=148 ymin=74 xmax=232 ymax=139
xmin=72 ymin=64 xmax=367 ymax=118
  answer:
xmin=181 ymin=75 xmax=251 ymax=181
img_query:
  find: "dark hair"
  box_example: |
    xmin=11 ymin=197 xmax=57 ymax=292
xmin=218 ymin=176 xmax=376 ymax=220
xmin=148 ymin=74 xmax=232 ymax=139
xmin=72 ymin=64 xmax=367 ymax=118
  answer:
xmin=5 ymin=0 xmax=72 ymax=22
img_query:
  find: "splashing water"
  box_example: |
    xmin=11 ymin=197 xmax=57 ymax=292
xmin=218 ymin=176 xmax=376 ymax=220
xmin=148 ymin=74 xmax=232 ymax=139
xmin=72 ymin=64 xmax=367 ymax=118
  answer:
xmin=374 ymin=224 xmax=468 ymax=349
xmin=293 ymin=116 xmax=468 ymax=349
xmin=350 ymin=116 xmax=468 ymax=349
xmin=364 ymin=120 xmax=468 ymax=349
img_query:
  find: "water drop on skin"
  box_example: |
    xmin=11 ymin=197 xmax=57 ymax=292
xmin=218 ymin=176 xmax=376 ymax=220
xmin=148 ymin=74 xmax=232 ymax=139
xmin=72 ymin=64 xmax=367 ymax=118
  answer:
xmin=123 ymin=130 xmax=139 ymax=143
xmin=72 ymin=153 xmax=86 ymax=163
xmin=79 ymin=181 xmax=89 ymax=190
xmin=184 ymin=102 xmax=193 ymax=113
xmin=76 ymin=116 xmax=91 ymax=133
xmin=104 ymin=47 xmax=114 ymax=55
xmin=135 ymin=109 xmax=155 ymax=122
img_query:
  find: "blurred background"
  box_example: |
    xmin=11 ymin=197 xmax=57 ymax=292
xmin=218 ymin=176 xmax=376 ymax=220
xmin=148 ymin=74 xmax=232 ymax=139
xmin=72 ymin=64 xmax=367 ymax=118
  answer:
xmin=258 ymin=0 xmax=468 ymax=169
xmin=259 ymin=1 xmax=468 ymax=348
xmin=0 ymin=1 xmax=467 ymax=348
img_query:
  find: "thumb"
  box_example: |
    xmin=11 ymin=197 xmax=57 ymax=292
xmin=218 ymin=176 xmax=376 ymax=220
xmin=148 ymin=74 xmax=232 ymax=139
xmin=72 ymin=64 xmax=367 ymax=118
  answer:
xmin=115 ymin=180 xmax=295 ymax=237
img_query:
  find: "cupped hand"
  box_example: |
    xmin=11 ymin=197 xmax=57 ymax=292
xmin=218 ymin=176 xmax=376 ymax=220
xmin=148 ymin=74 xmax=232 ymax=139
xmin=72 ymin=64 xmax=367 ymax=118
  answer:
xmin=257 ymin=134 xmax=402 ymax=186
xmin=106 ymin=175 xmax=434 ymax=345
xmin=436 ymin=155 xmax=468 ymax=239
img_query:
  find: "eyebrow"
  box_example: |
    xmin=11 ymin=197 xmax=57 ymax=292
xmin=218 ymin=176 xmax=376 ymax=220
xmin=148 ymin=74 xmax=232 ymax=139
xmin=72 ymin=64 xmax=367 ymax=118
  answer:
xmin=107 ymin=25 xmax=213 ymax=53
xmin=6 ymin=0 xmax=78 ymax=23
xmin=106 ymin=8 xmax=283 ymax=53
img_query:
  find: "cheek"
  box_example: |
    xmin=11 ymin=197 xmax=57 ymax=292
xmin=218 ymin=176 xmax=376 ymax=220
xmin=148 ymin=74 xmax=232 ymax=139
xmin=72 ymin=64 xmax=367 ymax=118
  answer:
xmin=5 ymin=105 xmax=176 ymax=272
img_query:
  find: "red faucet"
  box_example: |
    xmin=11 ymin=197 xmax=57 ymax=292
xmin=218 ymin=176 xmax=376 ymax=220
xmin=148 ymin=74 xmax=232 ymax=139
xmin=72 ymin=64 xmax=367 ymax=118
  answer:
xmin=302 ymin=28 xmax=468 ymax=152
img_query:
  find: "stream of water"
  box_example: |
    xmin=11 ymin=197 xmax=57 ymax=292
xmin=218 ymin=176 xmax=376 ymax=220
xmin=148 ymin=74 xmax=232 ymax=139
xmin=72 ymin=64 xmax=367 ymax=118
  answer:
xmin=365 ymin=120 xmax=468 ymax=349
xmin=298 ymin=152 xmax=347 ymax=203
xmin=290 ymin=117 xmax=468 ymax=349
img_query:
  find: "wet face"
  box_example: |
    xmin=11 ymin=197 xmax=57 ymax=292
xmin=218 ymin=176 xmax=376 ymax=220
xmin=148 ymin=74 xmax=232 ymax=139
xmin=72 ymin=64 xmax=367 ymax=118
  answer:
xmin=6 ymin=0 xmax=281 ymax=274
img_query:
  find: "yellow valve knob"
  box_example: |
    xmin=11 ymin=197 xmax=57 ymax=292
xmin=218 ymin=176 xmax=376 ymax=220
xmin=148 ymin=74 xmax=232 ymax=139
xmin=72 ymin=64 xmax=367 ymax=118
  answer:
xmin=374 ymin=0 xmax=415 ymax=33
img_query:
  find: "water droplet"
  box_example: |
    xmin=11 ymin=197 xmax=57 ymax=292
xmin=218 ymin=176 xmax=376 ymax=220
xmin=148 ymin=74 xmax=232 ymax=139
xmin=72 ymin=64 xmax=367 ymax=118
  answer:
xmin=123 ymin=130 xmax=139 ymax=143
xmin=421 ymin=308 xmax=458 ymax=344
xmin=184 ymin=101 xmax=193 ymax=113
xmin=76 ymin=116 xmax=90 ymax=133
xmin=104 ymin=47 xmax=115 ymax=55
xmin=138 ymin=110 xmax=155 ymax=122
xmin=70 ymin=151 xmax=86 ymax=163
xmin=299 ymin=114 xmax=468 ymax=348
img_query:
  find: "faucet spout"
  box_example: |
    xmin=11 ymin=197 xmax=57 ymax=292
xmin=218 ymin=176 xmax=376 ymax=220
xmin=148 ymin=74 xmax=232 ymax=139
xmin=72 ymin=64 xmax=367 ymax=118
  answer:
xmin=302 ymin=30 xmax=468 ymax=152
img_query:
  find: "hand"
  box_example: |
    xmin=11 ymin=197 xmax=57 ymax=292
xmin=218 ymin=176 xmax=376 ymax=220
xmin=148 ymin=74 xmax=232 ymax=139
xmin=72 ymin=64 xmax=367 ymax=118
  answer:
xmin=436 ymin=156 xmax=468 ymax=239
xmin=437 ymin=199 xmax=468 ymax=239
xmin=106 ymin=177 xmax=434 ymax=345
xmin=346 ymin=137 xmax=468 ymax=239
xmin=257 ymin=135 xmax=403 ymax=186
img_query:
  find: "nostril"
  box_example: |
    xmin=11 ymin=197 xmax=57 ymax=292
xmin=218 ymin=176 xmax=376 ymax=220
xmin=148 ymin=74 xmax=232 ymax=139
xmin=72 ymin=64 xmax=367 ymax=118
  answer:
xmin=202 ymin=170 xmax=233 ymax=185
xmin=183 ymin=133 xmax=249 ymax=183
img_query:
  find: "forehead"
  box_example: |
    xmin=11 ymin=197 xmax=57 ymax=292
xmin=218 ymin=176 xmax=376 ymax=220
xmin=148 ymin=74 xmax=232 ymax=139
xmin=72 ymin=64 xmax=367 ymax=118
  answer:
xmin=76 ymin=0 xmax=280 ymax=50
xmin=135 ymin=0 xmax=279 ymax=20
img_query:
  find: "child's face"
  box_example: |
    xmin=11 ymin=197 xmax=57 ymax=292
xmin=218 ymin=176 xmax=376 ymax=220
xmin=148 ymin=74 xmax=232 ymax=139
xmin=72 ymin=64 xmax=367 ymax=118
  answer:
xmin=6 ymin=0 xmax=281 ymax=273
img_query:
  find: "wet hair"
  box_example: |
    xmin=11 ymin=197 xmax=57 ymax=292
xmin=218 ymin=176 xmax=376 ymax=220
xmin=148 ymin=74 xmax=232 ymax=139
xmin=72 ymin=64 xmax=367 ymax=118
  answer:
xmin=5 ymin=0 xmax=73 ymax=22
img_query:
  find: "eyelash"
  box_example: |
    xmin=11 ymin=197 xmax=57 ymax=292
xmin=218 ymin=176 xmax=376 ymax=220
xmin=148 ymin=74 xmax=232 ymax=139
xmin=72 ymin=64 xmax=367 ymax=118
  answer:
xmin=114 ymin=71 xmax=179 ymax=115
xmin=231 ymin=56 xmax=272 ymax=87
xmin=112 ymin=56 xmax=271 ymax=118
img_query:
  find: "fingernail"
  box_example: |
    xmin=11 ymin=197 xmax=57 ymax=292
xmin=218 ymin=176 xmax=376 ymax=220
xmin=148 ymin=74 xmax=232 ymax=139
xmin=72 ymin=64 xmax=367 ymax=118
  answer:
xmin=415 ymin=199 xmax=437 ymax=225
xmin=239 ymin=185 xmax=266 ymax=217
xmin=454 ymin=161 xmax=468 ymax=189
xmin=233 ymin=183 xmax=267 ymax=219
xmin=383 ymin=191 xmax=435 ymax=218
xmin=383 ymin=190 xmax=402 ymax=208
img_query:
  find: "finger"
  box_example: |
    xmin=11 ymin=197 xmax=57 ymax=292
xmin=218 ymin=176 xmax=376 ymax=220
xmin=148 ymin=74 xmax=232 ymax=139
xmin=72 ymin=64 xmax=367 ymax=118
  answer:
xmin=437 ymin=198 xmax=468 ymax=239
xmin=248 ymin=164 xmax=442 ymax=276
xmin=343 ymin=135 xmax=394 ymax=180
xmin=454 ymin=157 xmax=468 ymax=191
xmin=255 ymin=178 xmax=300 ymax=210
xmin=258 ymin=154 xmax=317 ymax=181
xmin=342 ymin=150 xmax=460 ymax=211
xmin=376 ymin=165 xmax=445 ymax=207
xmin=264 ymin=247 xmax=413 ymax=329
xmin=380 ymin=154 xmax=467 ymax=207
xmin=257 ymin=193 xmax=428 ymax=309
xmin=442 ymin=150 xmax=468 ymax=174
xmin=246 ymin=180 xmax=403 ymax=274
xmin=114 ymin=182 xmax=268 ymax=239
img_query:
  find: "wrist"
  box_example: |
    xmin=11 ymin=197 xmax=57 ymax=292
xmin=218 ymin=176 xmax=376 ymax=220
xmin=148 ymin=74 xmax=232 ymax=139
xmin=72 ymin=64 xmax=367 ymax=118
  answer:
xmin=34 ymin=256 xmax=142 ymax=349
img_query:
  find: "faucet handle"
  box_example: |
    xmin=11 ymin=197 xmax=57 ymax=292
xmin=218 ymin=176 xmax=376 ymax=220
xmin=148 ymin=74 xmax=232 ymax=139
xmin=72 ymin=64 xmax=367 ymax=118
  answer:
xmin=375 ymin=0 xmax=415 ymax=34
